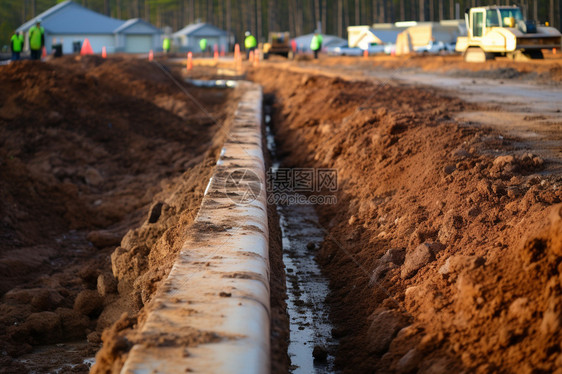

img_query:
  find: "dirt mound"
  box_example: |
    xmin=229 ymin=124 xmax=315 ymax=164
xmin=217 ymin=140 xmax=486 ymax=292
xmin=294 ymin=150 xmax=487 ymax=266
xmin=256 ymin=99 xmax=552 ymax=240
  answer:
xmin=0 ymin=56 xmax=233 ymax=372
xmin=252 ymin=67 xmax=562 ymax=372
xmin=311 ymin=54 xmax=562 ymax=83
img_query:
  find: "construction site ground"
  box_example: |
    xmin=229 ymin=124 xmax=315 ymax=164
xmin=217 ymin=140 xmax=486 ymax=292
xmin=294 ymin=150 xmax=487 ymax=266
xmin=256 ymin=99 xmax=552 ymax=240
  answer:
xmin=1 ymin=52 xmax=562 ymax=373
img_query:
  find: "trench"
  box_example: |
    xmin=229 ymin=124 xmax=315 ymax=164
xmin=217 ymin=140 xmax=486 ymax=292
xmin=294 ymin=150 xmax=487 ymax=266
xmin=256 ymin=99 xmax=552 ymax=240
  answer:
xmin=265 ymin=102 xmax=337 ymax=373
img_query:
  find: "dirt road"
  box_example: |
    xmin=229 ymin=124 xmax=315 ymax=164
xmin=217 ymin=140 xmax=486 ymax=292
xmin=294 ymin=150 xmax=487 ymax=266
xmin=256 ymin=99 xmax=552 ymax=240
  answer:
xmin=268 ymin=56 xmax=562 ymax=171
xmin=373 ymin=70 xmax=562 ymax=169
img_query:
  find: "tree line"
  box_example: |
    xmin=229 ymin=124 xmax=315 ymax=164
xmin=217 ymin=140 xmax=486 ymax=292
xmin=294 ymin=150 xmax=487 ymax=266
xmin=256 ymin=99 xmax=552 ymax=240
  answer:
xmin=1 ymin=0 xmax=561 ymax=49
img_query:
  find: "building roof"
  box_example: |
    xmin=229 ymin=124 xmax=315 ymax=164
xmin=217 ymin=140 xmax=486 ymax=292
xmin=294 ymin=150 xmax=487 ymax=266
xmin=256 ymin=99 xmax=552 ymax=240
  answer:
xmin=17 ymin=1 xmax=124 ymax=34
xmin=173 ymin=23 xmax=228 ymax=37
xmin=404 ymin=23 xmax=462 ymax=44
xmin=17 ymin=0 xmax=161 ymax=36
xmin=114 ymin=18 xmax=161 ymax=34
xmin=369 ymin=28 xmax=402 ymax=43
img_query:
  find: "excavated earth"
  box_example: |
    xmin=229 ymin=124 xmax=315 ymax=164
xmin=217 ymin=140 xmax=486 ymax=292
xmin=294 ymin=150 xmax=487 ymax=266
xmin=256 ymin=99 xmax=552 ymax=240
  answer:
xmin=250 ymin=60 xmax=562 ymax=373
xmin=298 ymin=53 xmax=562 ymax=83
xmin=0 ymin=55 xmax=237 ymax=373
xmin=1 ymin=52 xmax=562 ymax=374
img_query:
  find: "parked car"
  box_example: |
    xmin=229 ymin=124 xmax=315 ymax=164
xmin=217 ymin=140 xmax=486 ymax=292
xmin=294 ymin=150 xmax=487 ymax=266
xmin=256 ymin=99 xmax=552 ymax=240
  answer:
xmin=366 ymin=43 xmax=387 ymax=54
xmin=326 ymin=43 xmax=363 ymax=56
xmin=327 ymin=42 xmax=393 ymax=56
xmin=414 ymin=40 xmax=457 ymax=54
xmin=414 ymin=40 xmax=446 ymax=53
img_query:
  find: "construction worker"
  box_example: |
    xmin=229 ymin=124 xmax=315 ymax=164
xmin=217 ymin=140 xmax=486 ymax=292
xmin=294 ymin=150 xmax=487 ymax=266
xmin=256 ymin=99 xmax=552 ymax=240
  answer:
xmin=199 ymin=38 xmax=208 ymax=56
xmin=29 ymin=19 xmax=45 ymax=61
xmin=10 ymin=31 xmax=24 ymax=61
xmin=310 ymin=31 xmax=323 ymax=59
xmin=244 ymin=31 xmax=257 ymax=59
xmin=162 ymin=36 xmax=171 ymax=54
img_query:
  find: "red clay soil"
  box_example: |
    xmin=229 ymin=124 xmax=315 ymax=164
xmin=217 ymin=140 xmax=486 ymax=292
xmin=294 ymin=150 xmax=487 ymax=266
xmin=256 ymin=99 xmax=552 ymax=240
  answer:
xmin=251 ymin=67 xmax=562 ymax=373
xmin=305 ymin=53 xmax=562 ymax=83
xmin=0 ymin=55 xmax=234 ymax=373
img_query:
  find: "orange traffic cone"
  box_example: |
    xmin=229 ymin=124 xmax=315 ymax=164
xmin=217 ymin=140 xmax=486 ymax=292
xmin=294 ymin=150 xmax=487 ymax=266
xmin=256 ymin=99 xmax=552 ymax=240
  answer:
xmin=80 ymin=38 xmax=93 ymax=55
xmin=41 ymin=46 xmax=47 ymax=59
xmin=148 ymin=49 xmax=154 ymax=61
xmin=234 ymin=43 xmax=240 ymax=61
xmin=214 ymin=46 xmax=219 ymax=61
xmin=220 ymin=45 xmax=225 ymax=57
xmin=187 ymin=51 xmax=193 ymax=71
xmin=102 ymin=46 xmax=107 ymax=58
xmin=363 ymin=49 xmax=368 ymax=58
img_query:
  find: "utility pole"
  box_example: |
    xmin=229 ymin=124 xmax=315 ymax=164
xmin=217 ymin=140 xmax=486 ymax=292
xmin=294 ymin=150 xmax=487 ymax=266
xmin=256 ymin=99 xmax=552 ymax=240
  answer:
xmin=315 ymin=0 xmax=321 ymax=29
xmin=145 ymin=0 xmax=150 ymax=22
xmin=227 ymin=0 xmax=231 ymax=36
xmin=338 ymin=0 xmax=343 ymax=36
xmin=455 ymin=2 xmax=460 ymax=20
xmin=558 ymin=0 xmax=562 ymax=29
xmin=322 ymin=0 xmax=327 ymax=34
xmin=208 ymin=0 xmax=214 ymax=25
xmin=256 ymin=0 xmax=261 ymax=42
xmin=430 ymin=0 xmax=434 ymax=21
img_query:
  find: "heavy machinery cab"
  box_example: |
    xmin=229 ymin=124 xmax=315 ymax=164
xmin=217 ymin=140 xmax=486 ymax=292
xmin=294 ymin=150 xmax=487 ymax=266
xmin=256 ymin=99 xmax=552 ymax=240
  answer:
xmin=468 ymin=6 xmax=536 ymax=37
xmin=457 ymin=5 xmax=562 ymax=61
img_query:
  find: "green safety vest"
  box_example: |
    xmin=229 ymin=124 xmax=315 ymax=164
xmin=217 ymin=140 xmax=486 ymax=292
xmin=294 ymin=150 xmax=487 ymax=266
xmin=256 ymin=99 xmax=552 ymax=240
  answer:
xmin=11 ymin=34 xmax=24 ymax=52
xmin=29 ymin=25 xmax=44 ymax=50
xmin=245 ymin=35 xmax=257 ymax=49
xmin=310 ymin=34 xmax=322 ymax=51
xmin=163 ymin=37 xmax=170 ymax=51
xmin=199 ymin=38 xmax=207 ymax=51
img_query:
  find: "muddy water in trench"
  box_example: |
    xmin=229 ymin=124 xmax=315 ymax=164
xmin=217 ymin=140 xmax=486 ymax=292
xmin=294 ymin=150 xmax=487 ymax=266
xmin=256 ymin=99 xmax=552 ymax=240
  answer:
xmin=265 ymin=111 xmax=337 ymax=373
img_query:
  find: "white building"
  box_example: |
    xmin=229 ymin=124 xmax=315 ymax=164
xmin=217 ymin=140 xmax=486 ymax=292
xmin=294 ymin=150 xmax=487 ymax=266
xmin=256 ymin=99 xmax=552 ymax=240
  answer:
xmin=348 ymin=25 xmax=404 ymax=49
xmin=114 ymin=19 xmax=162 ymax=53
xmin=395 ymin=20 xmax=465 ymax=47
xmin=172 ymin=23 xmax=229 ymax=52
xmin=16 ymin=1 xmax=161 ymax=54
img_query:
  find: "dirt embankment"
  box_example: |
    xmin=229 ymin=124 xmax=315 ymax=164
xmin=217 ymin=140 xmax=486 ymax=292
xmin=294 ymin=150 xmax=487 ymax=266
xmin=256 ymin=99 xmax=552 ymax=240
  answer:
xmin=252 ymin=67 xmax=562 ymax=373
xmin=298 ymin=53 xmax=562 ymax=84
xmin=0 ymin=56 xmax=234 ymax=373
